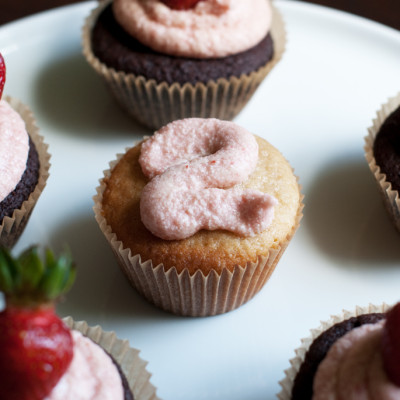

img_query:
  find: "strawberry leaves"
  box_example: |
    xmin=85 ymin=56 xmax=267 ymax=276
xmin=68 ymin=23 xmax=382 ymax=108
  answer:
xmin=40 ymin=248 xmax=76 ymax=300
xmin=0 ymin=245 xmax=76 ymax=306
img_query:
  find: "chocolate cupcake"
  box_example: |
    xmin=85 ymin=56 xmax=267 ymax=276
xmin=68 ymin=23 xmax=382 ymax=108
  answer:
xmin=82 ymin=0 xmax=286 ymax=129
xmin=0 ymin=244 xmax=158 ymax=400
xmin=63 ymin=319 xmax=159 ymax=400
xmin=365 ymin=93 xmax=400 ymax=232
xmin=278 ymin=303 xmax=395 ymax=400
xmin=0 ymin=96 xmax=50 ymax=248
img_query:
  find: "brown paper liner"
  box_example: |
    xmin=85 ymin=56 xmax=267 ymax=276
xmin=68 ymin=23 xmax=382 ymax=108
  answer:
xmin=0 ymin=96 xmax=51 ymax=249
xmin=82 ymin=0 xmax=287 ymax=130
xmin=63 ymin=317 xmax=159 ymax=400
xmin=277 ymin=303 xmax=391 ymax=400
xmin=93 ymin=150 xmax=303 ymax=317
xmin=364 ymin=93 xmax=400 ymax=233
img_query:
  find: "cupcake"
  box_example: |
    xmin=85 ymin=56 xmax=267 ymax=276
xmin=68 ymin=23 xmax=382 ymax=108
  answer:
xmin=82 ymin=0 xmax=286 ymax=129
xmin=278 ymin=302 xmax=400 ymax=400
xmin=61 ymin=319 xmax=159 ymax=400
xmin=0 ymin=54 xmax=51 ymax=248
xmin=0 ymin=246 xmax=158 ymax=400
xmin=94 ymin=118 xmax=303 ymax=317
xmin=365 ymin=92 xmax=400 ymax=233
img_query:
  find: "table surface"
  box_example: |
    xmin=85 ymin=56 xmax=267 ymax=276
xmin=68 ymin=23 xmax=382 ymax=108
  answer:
xmin=1 ymin=0 xmax=400 ymax=30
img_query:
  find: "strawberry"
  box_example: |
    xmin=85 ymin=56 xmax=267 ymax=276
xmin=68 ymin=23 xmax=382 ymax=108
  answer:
xmin=382 ymin=302 xmax=400 ymax=386
xmin=160 ymin=0 xmax=204 ymax=10
xmin=0 ymin=246 xmax=76 ymax=400
xmin=0 ymin=53 xmax=5 ymax=100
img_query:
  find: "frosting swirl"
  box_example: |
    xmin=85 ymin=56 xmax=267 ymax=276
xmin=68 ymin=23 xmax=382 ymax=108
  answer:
xmin=139 ymin=118 xmax=277 ymax=240
xmin=112 ymin=0 xmax=272 ymax=58
xmin=46 ymin=331 xmax=124 ymax=400
xmin=313 ymin=321 xmax=400 ymax=400
xmin=0 ymin=100 xmax=29 ymax=203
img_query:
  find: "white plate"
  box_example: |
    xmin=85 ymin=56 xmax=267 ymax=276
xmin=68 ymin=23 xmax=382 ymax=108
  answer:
xmin=1 ymin=1 xmax=400 ymax=399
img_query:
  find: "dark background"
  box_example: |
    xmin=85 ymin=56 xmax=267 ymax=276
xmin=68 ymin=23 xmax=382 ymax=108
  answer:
xmin=1 ymin=0 xmax=399 ymax=30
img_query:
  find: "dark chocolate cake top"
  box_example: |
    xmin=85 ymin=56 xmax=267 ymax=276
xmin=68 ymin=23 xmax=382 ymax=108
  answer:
xmin=0 ymin=135 xmax=40 ymax=223
xmin=373 ymin=105 xmax=400 ymax=193
xmin=291 ymin=313 xmax=385 ymax=400
xmin=91 ymin=4 xmax=274 ymax=85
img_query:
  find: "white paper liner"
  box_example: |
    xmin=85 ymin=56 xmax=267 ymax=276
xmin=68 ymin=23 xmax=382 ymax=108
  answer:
xmin=0 ymin=96 xmax=51 ymax=248
xmin=63 ymin=317 xmax=159 ymax=400
xmin=277 ymin=303 xmax=391 ymax=400
xmin=82 ymin=0 xmax=287 ymax=129
xmin=93 ymin=148 xmax=304 ymax=317
xmin=364 ymin=92 xmax=400 ymax=233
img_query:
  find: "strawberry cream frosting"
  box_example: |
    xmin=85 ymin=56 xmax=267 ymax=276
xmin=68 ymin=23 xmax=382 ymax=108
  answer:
xmin=112 ymin=0 xmax=272 ymax=58
xmin=0 ymin=100 xmax=29 ymax=203
xmin=313 ymin=321 xmax=400 ymax=400
xmin=46 ymin=331 xmax=124 ymax=400
xmin=139 ymin=118 xmax=277 ymax=240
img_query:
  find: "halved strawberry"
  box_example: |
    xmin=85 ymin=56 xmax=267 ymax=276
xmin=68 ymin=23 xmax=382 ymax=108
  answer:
xmin=382 ymin=302 xmax=400 ymax=386
xmin=161 ymin=0 xmax=204 ymax=10
xmin=0 ymin=246 xmax=76 ymax=400
xmin=0 ymin=53 xmax=5 ymax=100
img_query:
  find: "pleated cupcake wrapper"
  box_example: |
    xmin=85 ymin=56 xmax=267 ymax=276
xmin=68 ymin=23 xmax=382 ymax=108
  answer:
xmin=0 ymin=96 xmax=51 ymax=249
xmin=93 ymin=151 xmax=304 ymax=317
xmin=277 ymin=303 xmax=391 ymax=400
xmin=63 ymin=317 xmax=159 ymax=400
xmin=364 ymin=93 xmax=400 ymax=233
xmin=82 ymin=0 xmax=286 ymax=130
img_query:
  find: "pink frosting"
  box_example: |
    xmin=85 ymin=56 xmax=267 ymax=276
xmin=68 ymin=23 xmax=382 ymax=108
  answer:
xmin=45 ymin=331 xmax=124 ymax=400
xmin=0 ymin=100 xmax=29 ymax=203
xmin=313 ymin=321 xmax=400 ymax=400
xmin=139 ymin=118 xmax=277 ymax=240
xmin=112 ymin=0 xmax=272 ymax=58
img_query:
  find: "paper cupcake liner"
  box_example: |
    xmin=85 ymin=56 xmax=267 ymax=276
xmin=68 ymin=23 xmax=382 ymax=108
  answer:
xmin=364 ymin=93 xmax=400 ymax=233
xmin=63 ymin=317 xmax=159 ymax=400
xmin=82 ymin=0 xmax=286 ymax=130
xmin=93 ymin=151 xmax=303 ymax=317
xmin=277 ymin=303 xmax=391 ymax=400
xmin=0 ymin=96 xmax=51 ymax=249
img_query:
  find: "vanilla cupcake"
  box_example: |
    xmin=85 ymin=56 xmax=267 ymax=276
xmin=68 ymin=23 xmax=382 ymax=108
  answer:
xmin=0 ymin=96 xmax=50 ymax=248
xmin=365 ymin=92 xmax=400 ymax=232
xmin=94 ymin=118 xmax=303 ymax=317
xmin=278 ymin=303 xmax=400 ymax=400
xmin=82 ymin=0 xmax=286 ymax=129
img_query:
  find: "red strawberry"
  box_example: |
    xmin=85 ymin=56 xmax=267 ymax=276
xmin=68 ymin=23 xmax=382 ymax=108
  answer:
xmin=0 ymin=246 xmax=76 ymax=400
xmin=160 ymin=0 xmax=204 ymax=10
xmin=382 ymin=302 xmax=400 ymax=386
xmin=0 ymin=53 xmax=5 ymax=100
